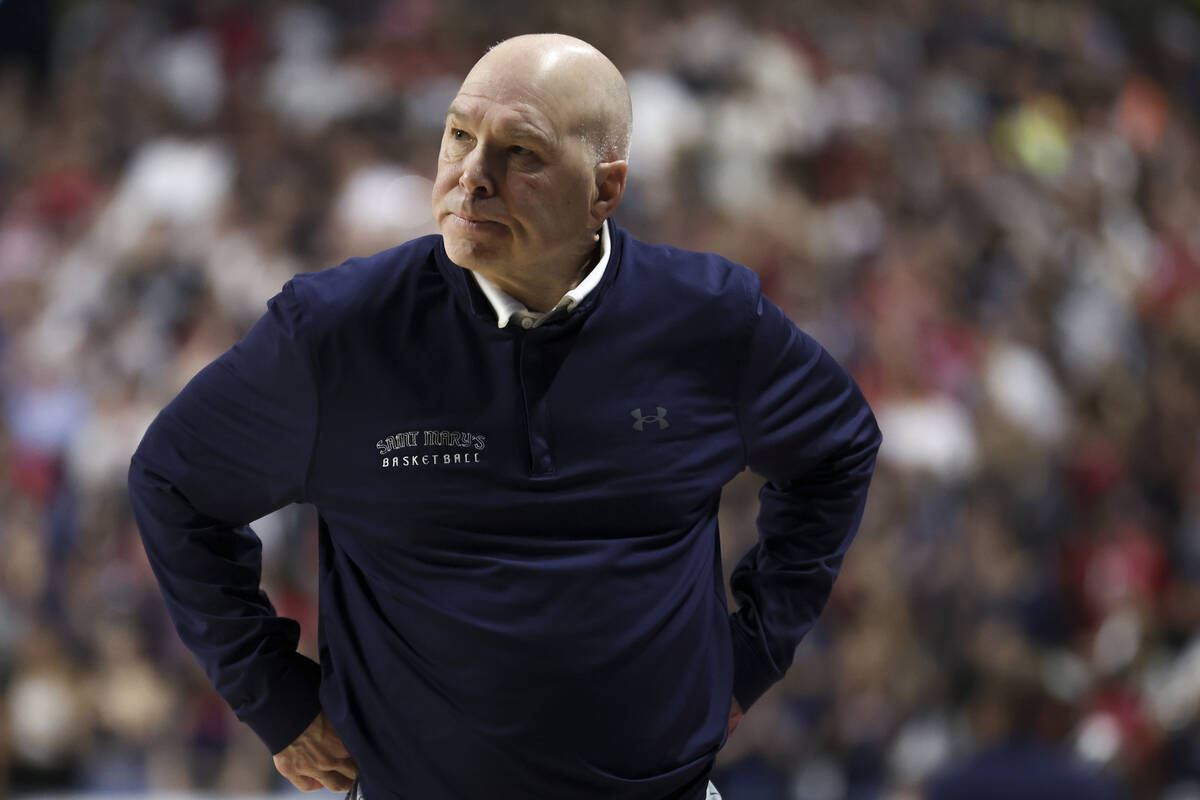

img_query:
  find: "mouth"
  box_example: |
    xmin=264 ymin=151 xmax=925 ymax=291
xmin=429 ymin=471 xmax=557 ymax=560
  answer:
xmin=448 ymin=212 xmax=504 ymax=229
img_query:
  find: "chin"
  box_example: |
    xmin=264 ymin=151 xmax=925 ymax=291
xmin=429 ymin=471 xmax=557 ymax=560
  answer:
xmin=442 ymin=234 xmax=503 ymax=272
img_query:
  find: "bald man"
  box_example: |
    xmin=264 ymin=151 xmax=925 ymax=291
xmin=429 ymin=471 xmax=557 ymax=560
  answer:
xmin=129 ymin=34 xmax=880 ymax=800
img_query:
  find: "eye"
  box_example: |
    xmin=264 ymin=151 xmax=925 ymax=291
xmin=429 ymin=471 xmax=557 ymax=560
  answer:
xmin=451 ymin=128 xmax=470 ymax=140
xmin=509 ymin=145 xmax=533 ymax=156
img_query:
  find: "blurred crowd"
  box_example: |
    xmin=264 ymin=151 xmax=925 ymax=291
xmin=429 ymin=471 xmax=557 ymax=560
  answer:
xmin=1 ymin=0 xmax=1198 ymax=797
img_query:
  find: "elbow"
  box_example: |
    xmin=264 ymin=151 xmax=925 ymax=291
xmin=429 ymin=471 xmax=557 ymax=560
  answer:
xmin=848 ymin=403 xmax=882 ymax=474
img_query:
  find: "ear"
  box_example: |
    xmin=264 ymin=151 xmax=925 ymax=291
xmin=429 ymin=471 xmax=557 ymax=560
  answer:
xmin=590 ymin=160 xmax=628 ymax=224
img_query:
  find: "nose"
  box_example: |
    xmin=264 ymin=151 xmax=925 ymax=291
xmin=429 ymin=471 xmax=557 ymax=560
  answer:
xmin=459 ymin=146 xmax=495 ymax=197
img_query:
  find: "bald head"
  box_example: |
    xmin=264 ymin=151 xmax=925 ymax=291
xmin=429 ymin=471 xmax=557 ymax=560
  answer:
xmin=464 ymin=34 xmax=632 ymax=164
xmin=433 ymin=34 xmax=631 ymax=297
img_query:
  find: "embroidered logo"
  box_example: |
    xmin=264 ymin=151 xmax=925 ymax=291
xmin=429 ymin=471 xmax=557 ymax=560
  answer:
xmin=631 ymin=407 xmax=669 ymax=431
xmin=376 ymin=429 xmax=487 ymax=469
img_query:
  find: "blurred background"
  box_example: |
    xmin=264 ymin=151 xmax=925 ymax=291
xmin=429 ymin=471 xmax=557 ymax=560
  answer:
xmin=1 ymin=0 xmax=1198 ymax=798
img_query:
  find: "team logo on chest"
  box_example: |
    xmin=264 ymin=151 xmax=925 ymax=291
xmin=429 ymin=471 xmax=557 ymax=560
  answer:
xmin=376 ymin=429 xmax=487 ymax=469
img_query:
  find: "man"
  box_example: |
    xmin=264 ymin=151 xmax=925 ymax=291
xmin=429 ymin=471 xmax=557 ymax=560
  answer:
xmin=128 ymin=34 xmax=880 ymax=800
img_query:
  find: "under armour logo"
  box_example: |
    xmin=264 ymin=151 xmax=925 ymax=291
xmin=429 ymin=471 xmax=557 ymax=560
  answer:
xmin=631 ymin=407 xmax=669 ymax=431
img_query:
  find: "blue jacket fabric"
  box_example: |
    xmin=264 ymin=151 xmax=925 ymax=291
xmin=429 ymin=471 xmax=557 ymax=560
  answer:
xmin=128 ymin=226 xmax=880 ymax=800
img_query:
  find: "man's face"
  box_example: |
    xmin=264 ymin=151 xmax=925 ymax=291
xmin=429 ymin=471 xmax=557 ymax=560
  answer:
xmin=432 ymin=68 xmax=599 ymax=277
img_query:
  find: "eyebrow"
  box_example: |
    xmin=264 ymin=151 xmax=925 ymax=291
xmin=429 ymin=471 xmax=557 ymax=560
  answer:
xmin=445 ymin=105 xmax=555 ymax=149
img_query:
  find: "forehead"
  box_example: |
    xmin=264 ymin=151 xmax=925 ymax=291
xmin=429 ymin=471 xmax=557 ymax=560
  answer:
xmin=446 ymin=92 xmax=559 ymax=144
xmin=448 ymin=61 xmax=579 ymax=138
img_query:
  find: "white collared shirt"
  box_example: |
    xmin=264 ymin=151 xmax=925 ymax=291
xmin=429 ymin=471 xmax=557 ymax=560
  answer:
xmin=472 ymin=220 xmax=612 ymax=329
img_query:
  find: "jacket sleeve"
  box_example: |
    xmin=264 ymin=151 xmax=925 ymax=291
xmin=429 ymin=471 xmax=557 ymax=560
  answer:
xmin=728 ymin=282 xmax=881 ymax=711
xmin=127 ymin=279 xmax=323 ymax=754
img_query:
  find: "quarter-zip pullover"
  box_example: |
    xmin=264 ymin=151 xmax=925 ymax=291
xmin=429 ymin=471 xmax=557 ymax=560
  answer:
xmin=128 ymin=224 xmax=881 ymax=800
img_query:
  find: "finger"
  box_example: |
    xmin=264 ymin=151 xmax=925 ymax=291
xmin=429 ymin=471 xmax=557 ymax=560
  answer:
xmin=322 ymin=762 xmax=358 ymax=784
xmin=286 ymin=773 xmax=323 ymax=792
xmin=312 ymin=754 xmax=358 ymax=780
xmin=317 ymin=770 xmax=355 ymax=793
xmin=277 ymin=759 xmax=330 ymax=793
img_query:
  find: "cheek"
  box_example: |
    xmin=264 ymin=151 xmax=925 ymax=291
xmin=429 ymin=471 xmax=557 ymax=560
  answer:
xmin=544 ymin=178 xmax=591 ymax=228
xmin=514 ymin=175 xmax=587 ymax=233
xmin=432 ymin=161 xmax=459 ymax=200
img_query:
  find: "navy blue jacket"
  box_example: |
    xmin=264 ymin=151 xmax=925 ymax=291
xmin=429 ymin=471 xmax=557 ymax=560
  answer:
xmin=128 ymin=226 xmax=880 ymax=800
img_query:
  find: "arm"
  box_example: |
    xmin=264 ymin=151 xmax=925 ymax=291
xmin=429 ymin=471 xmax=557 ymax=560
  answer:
xmin=728 ymin=286 xmax=881 ymax=712
xmin=128 ymin=279 xmax=325 ymax=754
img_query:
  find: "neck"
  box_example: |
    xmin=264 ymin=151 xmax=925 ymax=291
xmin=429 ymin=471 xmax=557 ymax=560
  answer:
xmin=481 ymin=235 xmax=601 ymax=312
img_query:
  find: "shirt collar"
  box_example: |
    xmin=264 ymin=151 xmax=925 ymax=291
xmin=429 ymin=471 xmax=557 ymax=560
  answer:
xmin=473 ymin=219 xmax=612 ymax=329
